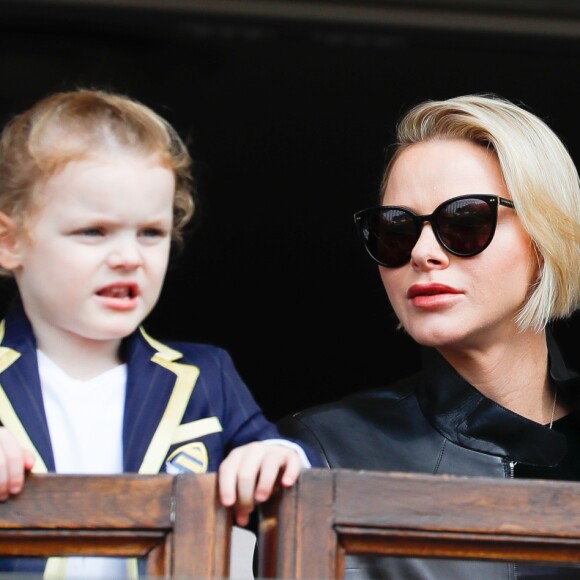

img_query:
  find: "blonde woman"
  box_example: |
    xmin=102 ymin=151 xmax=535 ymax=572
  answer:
xmin=280 ymin=94 xmax=580 ymax=579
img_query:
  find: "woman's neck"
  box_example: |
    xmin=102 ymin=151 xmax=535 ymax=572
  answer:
xmin=438 ymin=331 xmax=561 ymax=425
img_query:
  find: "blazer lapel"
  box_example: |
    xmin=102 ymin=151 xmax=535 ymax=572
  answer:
xmin=122 ymin=328 xmax=200 ymax=474
xmin=0 ymin=311 xmax=54 ymax=473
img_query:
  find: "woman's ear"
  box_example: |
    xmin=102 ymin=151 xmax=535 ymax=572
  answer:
xmin=0 ymin=212 xmax=24 ymax=271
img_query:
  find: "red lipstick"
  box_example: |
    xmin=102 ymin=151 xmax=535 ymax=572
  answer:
xmin=407 ymin=283 xmax=462 ymax=309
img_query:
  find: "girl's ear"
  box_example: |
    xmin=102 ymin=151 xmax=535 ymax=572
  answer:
xmin=0 ymin=212 xmax=24 ymax=271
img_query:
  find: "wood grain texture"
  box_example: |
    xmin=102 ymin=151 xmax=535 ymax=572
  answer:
xmin=259 ymin=468 xmax=580 ymax=578
xmin=0 ymin=472 xmax=232 ymax=578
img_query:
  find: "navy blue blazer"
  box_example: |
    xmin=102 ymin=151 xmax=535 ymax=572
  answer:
xmin=0 ymin=300 xmax=304 ymax=475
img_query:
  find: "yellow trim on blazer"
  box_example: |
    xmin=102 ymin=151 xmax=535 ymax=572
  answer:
xmin=137 ymin=328 xmax=200 ymax=475
xmin=138 ymin=327 xmax=183 ymax=362
xmin=172 ymin=416 xmax=222 ymax=444
xmin=0 ymin=331 xmax=21 ymax=374
xmin=43 ymin=557 xmax=67 ymax=579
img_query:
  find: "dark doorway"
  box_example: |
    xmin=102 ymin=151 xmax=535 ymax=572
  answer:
xmin=1 ymin=1 xmax=579 ymax=419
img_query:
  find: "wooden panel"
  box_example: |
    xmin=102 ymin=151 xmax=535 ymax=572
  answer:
xmin=0 ymin=472 xmax=232 ymax=578
xmin=333 ymin=470 xmax=580 ymax=536
xmin=0 ymin=473 xmax=174 ymax=528
xmin=259 ymin=468 xmax=580 ymax=578
xmin=172 ymin=471 xmax=232 ymax=578
xmin=260 ymin=470 xmax=336 ymax=579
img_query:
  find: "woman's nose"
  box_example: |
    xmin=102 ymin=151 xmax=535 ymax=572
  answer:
xmin=410 ymin=223 xmax=450 ymax=269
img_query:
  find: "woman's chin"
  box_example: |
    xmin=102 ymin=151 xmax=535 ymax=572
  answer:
xmin=405 ymin=326 xmax=462 ymax=349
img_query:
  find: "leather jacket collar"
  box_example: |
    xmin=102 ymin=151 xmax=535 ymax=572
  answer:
xmin=417 ymin=332 xmax=579 ymax=467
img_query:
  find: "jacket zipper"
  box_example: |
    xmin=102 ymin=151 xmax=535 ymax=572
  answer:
xmin=508 ymin=460 xmax=518 ymax=580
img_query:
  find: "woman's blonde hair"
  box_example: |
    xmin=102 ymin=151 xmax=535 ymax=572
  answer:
xmin=381 ymin=94 xmax=580 ymax=331
xmin=0 ymin=88 xmax=195 ymax=274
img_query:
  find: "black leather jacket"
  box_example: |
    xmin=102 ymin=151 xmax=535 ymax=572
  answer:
xmin=279 ymin=334 xmax=580 ymax=579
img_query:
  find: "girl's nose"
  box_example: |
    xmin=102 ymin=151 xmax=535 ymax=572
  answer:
xmin=106 ymin=240 xmax=143 ymax=270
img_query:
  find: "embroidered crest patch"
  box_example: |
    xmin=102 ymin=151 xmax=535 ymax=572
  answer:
xmin=165 ymin=442 xmax=209 ymax=474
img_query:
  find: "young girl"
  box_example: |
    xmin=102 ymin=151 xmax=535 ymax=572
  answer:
xmin=0 ymin=88 xmax=317 ymax=577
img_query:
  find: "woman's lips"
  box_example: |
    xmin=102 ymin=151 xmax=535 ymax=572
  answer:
xmin=407 ymin=283 xmax=462 ymax=308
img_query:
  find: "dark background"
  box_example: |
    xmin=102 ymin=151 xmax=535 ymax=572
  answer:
xmin=1 ymin=0 xmax=579 ymax=421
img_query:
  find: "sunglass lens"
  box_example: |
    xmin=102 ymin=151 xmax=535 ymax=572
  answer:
xmin=436 ymin=198 xmax=494 ymax=256
xmin=365 ymin=208 xmax=418 ymax=266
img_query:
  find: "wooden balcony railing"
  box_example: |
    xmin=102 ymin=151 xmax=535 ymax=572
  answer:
xmin=258 ymin=468 xmax=580 ymax=578
xmin=2 ymin=468 xmax=580 ymax=578
xmin=0 ymin=472 xmax=232 ymax=578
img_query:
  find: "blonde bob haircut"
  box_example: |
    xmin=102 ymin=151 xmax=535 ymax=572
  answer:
xmin=0 ymin=88 xmax=194 ymax=274
xmin=380 ymin=94 xmax=580 ymax=333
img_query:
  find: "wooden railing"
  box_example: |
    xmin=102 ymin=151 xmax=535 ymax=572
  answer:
xmin=258 ymin=468 xmax=580 ymax=578
xmin=0 ymin=472 xmax=232 ymax=578
xmin=2 ymin=469 xmax=580 ymax=578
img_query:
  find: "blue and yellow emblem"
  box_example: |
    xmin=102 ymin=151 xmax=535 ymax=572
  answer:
xmin=165 ymin=442 xmax=209 ymax=474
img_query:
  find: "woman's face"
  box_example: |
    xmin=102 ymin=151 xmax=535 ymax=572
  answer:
xmin=380 ymin=138 xmax=538 ymax=354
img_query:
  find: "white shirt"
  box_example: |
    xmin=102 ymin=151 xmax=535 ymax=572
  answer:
xmin=38 ymin=350 xmax=128 ymax=579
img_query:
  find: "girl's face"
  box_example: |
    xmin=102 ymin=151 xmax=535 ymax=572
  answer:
xmin=3 ymin=152 xmax=174 ymax=352
xmin=379 ymin=138 xmax=538 ymax=355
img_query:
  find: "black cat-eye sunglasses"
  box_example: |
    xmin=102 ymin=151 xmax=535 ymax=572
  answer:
xmin=353 ymin=194 xmax=515 ymax=268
